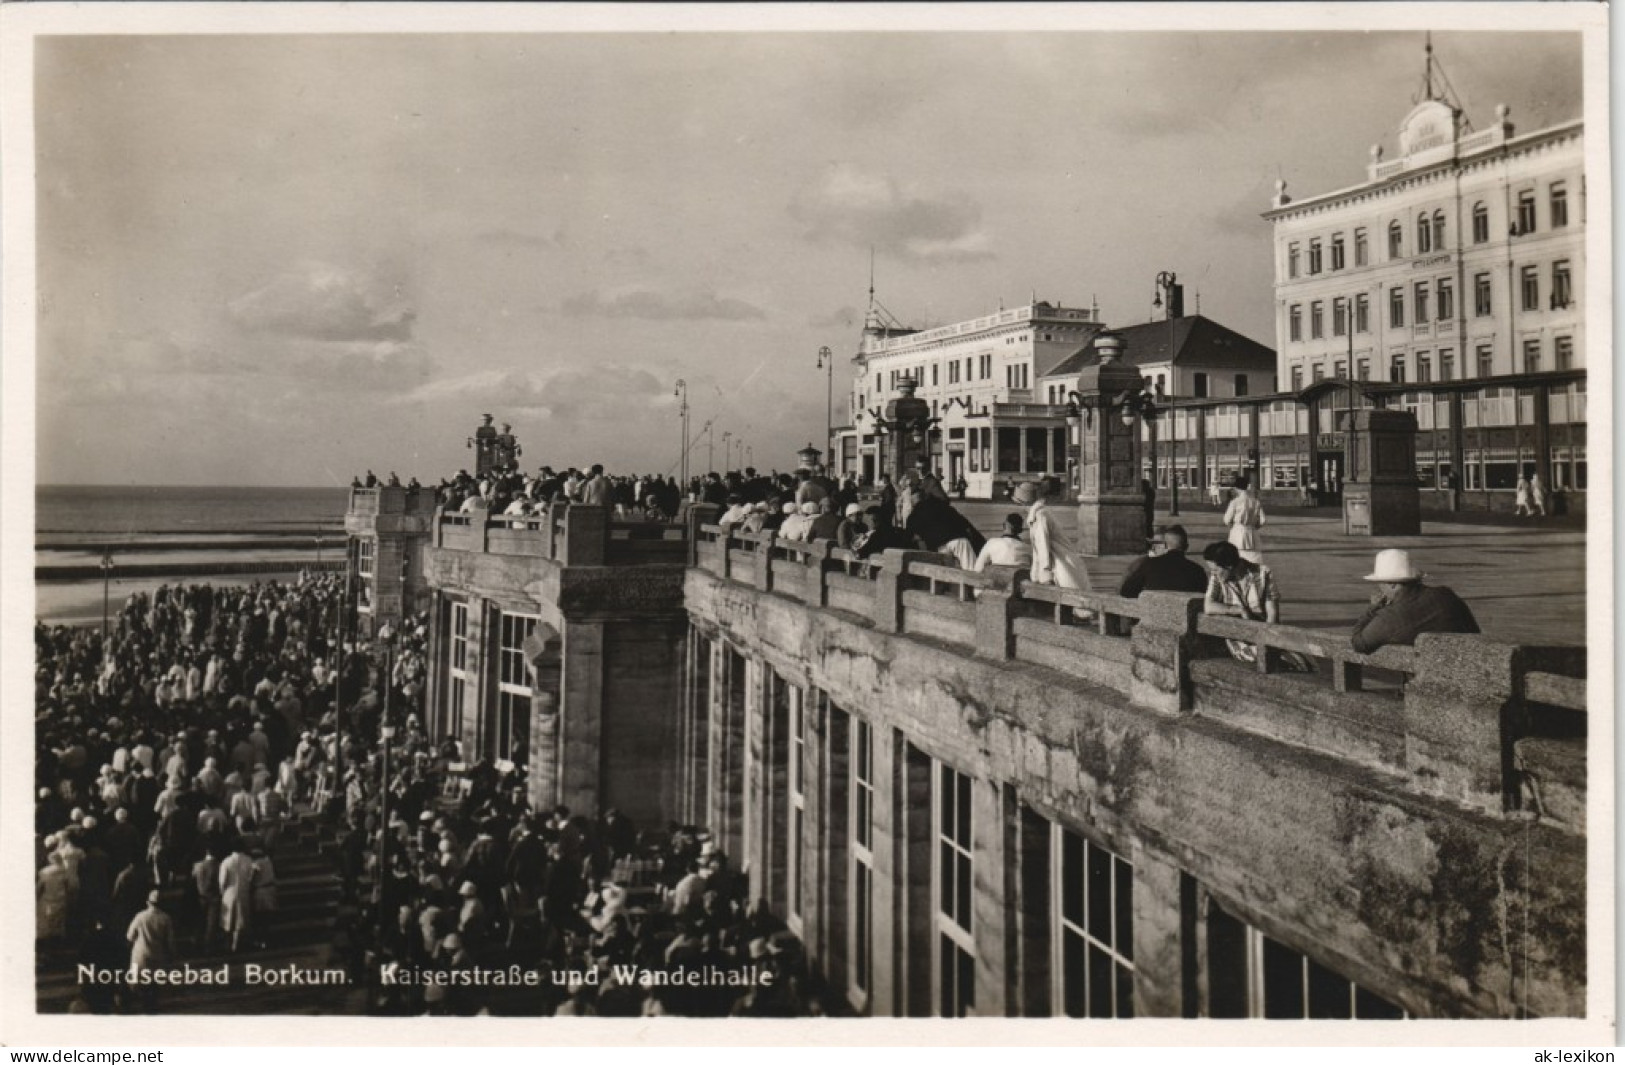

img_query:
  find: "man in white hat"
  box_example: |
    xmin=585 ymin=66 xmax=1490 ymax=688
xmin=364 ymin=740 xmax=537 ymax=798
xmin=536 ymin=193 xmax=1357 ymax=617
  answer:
xmin=1351 ymin=549 xmax=1479 ymax=653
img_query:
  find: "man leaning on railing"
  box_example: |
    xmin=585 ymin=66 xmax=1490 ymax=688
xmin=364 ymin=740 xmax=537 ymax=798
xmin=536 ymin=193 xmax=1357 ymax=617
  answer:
xmin=1350 ymin=549 xmax=1480 ymax=654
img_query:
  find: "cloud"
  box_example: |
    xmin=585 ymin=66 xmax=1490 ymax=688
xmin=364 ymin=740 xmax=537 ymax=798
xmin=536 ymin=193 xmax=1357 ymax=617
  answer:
xmin=560 ymin=289 xmax=765 ymax=321
xmin=227 ymin=262 xmax=416 ymax=343
xmin=808 ymin=305 xmax=861 ymax=329
xmin=398 ymin=363 xmax=670 ymax=425
xmin=788 ymin=165 xmax=994 ymax=263
xmin=475 ymin=226 xmax=564 ymax=251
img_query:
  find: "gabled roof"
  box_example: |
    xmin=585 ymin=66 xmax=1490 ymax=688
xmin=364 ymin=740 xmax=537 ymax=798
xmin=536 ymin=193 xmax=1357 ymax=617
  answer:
xmin=1040 ymin=315 xmax=1275 ymax=380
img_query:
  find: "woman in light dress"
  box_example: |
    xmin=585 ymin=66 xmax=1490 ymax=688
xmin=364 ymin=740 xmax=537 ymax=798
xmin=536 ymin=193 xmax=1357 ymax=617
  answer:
xmin=1222 ymin=476 xmax=1266 ymax=564
xmin=37 ymin=850 xmax=73 ymax=941
xmin=1021 ymin=478 xmax=1091 ymax=591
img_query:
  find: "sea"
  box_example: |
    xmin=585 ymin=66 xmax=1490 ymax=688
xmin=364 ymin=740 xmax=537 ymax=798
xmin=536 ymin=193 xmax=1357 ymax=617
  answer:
xmin=34 ymin=485 xmax=351 ymax=626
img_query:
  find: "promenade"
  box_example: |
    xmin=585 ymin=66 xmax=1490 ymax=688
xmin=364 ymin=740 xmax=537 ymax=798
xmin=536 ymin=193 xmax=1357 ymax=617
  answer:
xmin=957 ymin=501 xmax=1587 ymax=647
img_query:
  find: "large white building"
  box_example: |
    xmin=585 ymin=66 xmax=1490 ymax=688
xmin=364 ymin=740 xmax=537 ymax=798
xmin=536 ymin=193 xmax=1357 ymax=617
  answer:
xmin=835 ymin=300 xmax=1105 ymax=495
xmin=1263 ymin=96 xmax=1584 ymax=389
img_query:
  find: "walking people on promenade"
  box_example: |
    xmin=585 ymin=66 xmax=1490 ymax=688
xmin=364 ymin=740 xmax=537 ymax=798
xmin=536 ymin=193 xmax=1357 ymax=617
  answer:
xmin=1222 ymin=475 xmax=1266 ymax=563
xmin=1020 ymin=478 xmax=1091 ymax=591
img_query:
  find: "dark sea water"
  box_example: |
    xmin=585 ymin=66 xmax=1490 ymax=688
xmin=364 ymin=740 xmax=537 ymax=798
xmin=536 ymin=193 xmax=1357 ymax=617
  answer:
xmin=37 ymin=484 xmax=349 ymax=536
xmin=35 ymin=485 xmax=350 ymax=624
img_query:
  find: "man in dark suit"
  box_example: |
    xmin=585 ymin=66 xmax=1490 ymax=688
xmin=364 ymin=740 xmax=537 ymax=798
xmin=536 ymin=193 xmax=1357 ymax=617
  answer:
xmin=1118 ymin=525 xmax=1208 ymax=598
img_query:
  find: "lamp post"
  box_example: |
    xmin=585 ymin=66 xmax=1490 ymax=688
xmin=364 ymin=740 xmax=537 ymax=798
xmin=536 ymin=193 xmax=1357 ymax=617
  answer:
xmin=1153 ymin=271 xmax=1180 ymax=516
xmin=674 ymin=380 xmax=690 ymax=487
xmin=99 ymin=550 xmax=115 ymax=648
xmin=816 ymin=345 xmax=834 ymax=471
xmin=721 ymin=430 xmax=732 ymax=474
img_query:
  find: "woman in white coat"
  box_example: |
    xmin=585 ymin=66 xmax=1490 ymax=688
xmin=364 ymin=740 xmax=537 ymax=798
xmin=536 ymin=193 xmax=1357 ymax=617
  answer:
xmin=1021 ymin=479 xmax=1092 ymax=591
xmin=1223 ymin=479 xmax=1266 ymax=564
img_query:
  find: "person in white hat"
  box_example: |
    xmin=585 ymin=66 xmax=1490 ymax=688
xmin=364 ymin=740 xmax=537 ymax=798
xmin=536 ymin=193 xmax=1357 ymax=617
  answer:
xmin=1351 ymin=549 xmax=1480 ymax=653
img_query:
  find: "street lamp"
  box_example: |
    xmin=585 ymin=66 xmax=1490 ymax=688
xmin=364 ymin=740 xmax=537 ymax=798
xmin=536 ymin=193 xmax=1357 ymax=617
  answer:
xmin=721 ymin=430 xmax=732 ymax=473
xmin=816 ymin=345 xmax=834 ymax=473
xmin=99 ymin=550 xmax=115 ymax=648
xmin=674 ymin=379 xmax=690 ymax=486
xmin=1153 ymin=271 xmax=1181 ymax=516
xmin=705 ymin=421 xmax=715 ymax=474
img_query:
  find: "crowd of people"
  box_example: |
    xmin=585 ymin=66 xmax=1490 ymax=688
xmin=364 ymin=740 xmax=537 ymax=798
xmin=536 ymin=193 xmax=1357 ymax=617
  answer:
xmin=36 ymin=570 xmax=817 ymax=1017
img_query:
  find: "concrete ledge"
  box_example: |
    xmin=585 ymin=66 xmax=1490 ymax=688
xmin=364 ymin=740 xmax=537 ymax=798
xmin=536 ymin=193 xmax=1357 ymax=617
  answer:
xmin=1514 ymin=736 xmax=1585 ymax=833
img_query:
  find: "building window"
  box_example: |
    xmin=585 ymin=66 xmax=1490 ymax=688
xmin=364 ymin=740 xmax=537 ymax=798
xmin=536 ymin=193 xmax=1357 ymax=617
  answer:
xmin=1517 ymin=190 xmax=1537 ymax=234
xmin=1524 ymin=338 xmax=1542 ymax=373
xmin=1354 ymin=293 xmax=1370 ymax=333
xmin=1477 ymin=345 xmax=1495 ymax=378
xmin=1436 ymin=277 xmax=1454 ymax=321
xmin=788 ymin=686 xmax=806 ymax=926
xmin=1331 ymin=298 xmax=1347 ymax=337
xmin=1287 ymin=242 xmax=1300 ymax=279
xmin=1288 ymin=305 xmax=1302 ymax=342
xmin=948 ymin=362 xmax=959 ymax=385
xmin=1308 ymin=239 xmax=1322 ymax=275
xmin=1555 ymin=335 xmax=1574 ymax=370
xmin=1474 ymin=273 xmax=1492 ymax=317
xmin=356 ymin=538 xmax=376 ymax=611
xmin=1552 ymin=260 xmax=1573 ymax=308
xmin=1391 ymin=356 xmax=1406 ymax=384
xmin=1550 ymin=182 xmax=1569 ymax=228
xmin=1333 ymin=360 xmax=1347 ymax=379
xmin=931 ymin=363 xmax=939 ymax=387
xmin=980 ymin=354 xmax=992 ymax=379
xmin=1431 ymin=210 xmax=1445 ymax=250
xmin=1439 ymin=350 xmax=1454 ymax=382
xmin=1330 ymin=233 xmax=1345 ymax=271
xmin=1387 ymin=221 xmax=1403 ymax=259
xmin=935 ymin=762 xmax=975 ymax=1018
xmin=1472 ymin=202 xmax=1489 ymax=243
xmin=1416 ymin=215 xmax=1432 ymax=254
xmin=449 ymin=600 xmax=471 ymax=739
xmin=1413 ymin=282 xmax=1429 ymax=325
xmin=850 ymin=717 xmax=873 ymax=998
xmin=1054 ymin=826 xmax=1135 ymax=1018
xmin=1416 ymin=353 xmax=1432 ymax=383
xmin=495 ymin=613 xmax=538 ymax=761
xmin=1289 ymin=366 xmax=1303 ymax=391
xmin=1234 ymin=374 xmax=1248 ymax=397
xmin=1207 ymin=907 xmax=1406 ymax=1019
xmin=1353 ymin=228 xmax=1368 ymax=267
xmin=1193 ymin=372 xmax=1209 ymax=398
xmin=1311 ymin=363 xmax=1325 ymax=383
xmin=1388 ymin=287 xmax=1404 ymax=328
xmin=1356 ymin=358 xmax=1370 ymax=381
xmin=1521 ymin=266 xmax=1540 ymax=311
xmin=1309 ymin=302 xmax=1323 ymax=340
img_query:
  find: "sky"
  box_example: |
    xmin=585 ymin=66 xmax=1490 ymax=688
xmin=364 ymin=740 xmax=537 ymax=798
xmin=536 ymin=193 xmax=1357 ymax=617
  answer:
xmin=32 ymin=24 xmax=1585 ymax=486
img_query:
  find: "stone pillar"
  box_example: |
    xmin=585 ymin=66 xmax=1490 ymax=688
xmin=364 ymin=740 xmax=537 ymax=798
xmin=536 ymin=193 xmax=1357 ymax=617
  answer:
xmin=875 ymin=550 xmax=938 ymax=634
xmin=558 ymin=620 xmax=605 ymax=815
xmin=881 ymin=377 xmax=933 ymax=485
xmin=868 ymin=719 xmax=900 ymax=1016
xmin=1403 ymin=634 xmax=1519 ymax=814
xmin=1128 ymin=591 xmax=1203 ymax=715
xmin=1130 ymin=844 xmax=1187 ymax=1018
xmin=686 ymin=503 xmax=721 ymax=567
xmin=971 ymin=781 xmax=1015 ymax=1017
xmin=1343 ymin=408 xmax=1421 ymax=535
xmin=522 ymin=625 xmax=562 ymax=813
xmin=1072 ymin=334 xmax=1150 ymax=555
xmin=560 ymin=504 xmax=608 ymax=566
xmin=973 ymin=570 xmax=1020 ymax=661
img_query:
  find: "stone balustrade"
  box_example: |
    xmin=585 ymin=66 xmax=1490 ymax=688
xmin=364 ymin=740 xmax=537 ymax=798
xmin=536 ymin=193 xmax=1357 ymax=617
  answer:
xmin=689 ymin=513 xmax=1586 ymax=831
xmin=432 ymin=503 xmax=686 ymax=566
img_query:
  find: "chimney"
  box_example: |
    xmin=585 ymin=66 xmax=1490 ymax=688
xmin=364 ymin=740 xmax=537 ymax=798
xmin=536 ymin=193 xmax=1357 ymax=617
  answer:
xmin=1167 ymin=283 xmax=1185 ymax=321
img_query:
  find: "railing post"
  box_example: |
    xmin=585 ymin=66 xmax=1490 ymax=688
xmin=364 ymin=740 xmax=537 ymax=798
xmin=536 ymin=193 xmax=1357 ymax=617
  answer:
xmin=432 ymin=507 xmax=445 ymax=549
xmin=803 ymin=540 xmax=834 ymax=608
xmin=1128 ymin=592 xmax=1203 ymax=715
xmin=562 ymin=504 xmax=608 ymax=566
xmin=974 ymin=569 xmax=1021 ymax=661
xmin=756 ymin=532 xmax=777 ymax=593
xmin=473 ymin=502 xmax=490 ymax=552
xmin=687 ymin=504 xmax=721 ymax=569
xmin=1403 ymin=634 xmax=1522 ymax=813
xmin=875 ymin=550 xmax=937 ymax=635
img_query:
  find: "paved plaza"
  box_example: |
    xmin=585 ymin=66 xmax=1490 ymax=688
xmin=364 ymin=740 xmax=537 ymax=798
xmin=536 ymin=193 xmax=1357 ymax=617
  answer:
xmin=956 ymin=500 xmax=1588 ymax=648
